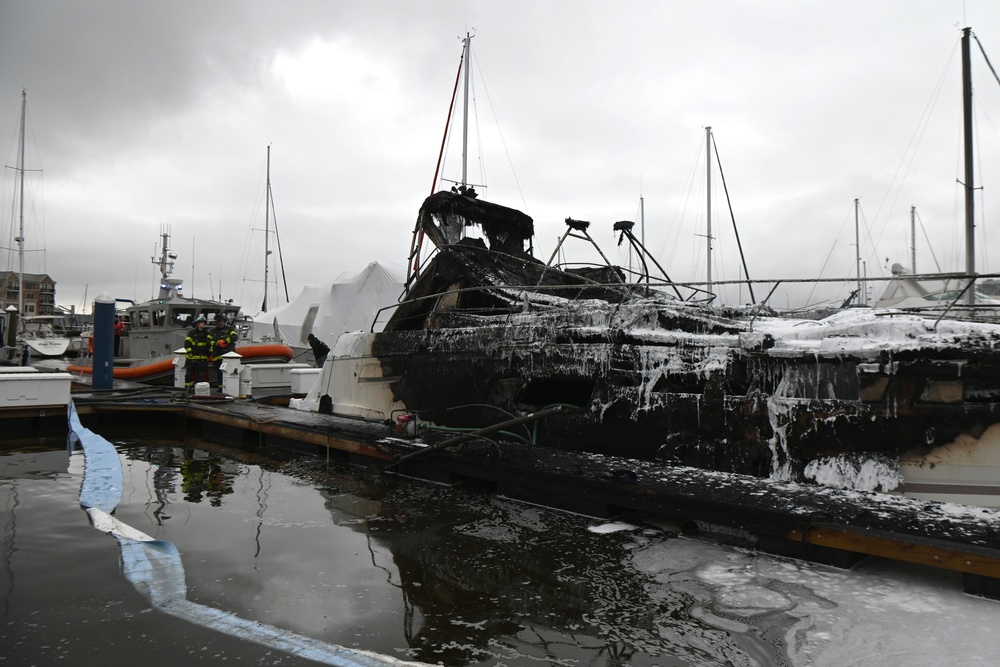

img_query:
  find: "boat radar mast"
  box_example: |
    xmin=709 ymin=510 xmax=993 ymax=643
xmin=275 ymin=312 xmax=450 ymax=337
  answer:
xmin=153 ymin=230 xmax=183 ymax=299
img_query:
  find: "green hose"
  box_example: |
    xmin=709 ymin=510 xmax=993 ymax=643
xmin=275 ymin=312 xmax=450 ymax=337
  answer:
xmin=531 ymin=403 xmax=581 ymax=445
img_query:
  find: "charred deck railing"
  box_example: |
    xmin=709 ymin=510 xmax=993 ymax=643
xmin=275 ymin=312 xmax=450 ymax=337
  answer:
xmin=373 ymin=268 xmax=1000 ymax=333
xmin=370 ymin=281 xmax=662 ymax=332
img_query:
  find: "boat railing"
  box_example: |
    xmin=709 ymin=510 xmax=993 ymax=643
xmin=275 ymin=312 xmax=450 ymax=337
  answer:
xmin=927 ymin=273 xmax=1000 ymax=329
xmin=370 ymin=275 xmax=788 ymax=331
xmin=369 ymin=281 xmax=682 ymax=332
xmin=720 ymin=272 xmax=1000 ymax=330
xmin=371 ymin=271 xmax=1000 ymax=333
xmin=0 ymin=344 xmax=30 ymax=365
xmin=416 ymin=235 xmax=714 ymax=305
xmin=233 ymin=314 xmax=255 ymax=343
xmin=545 ymin=217 xmax=697 ymax=302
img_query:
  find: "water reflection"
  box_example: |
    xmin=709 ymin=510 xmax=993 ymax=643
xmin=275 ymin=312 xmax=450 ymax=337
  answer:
xmin=111 ymin=443 xmax=790 ymax=666
xmin=125 ymin=445 xmax=236 ymax=515
xmin=0 ymin=442 xmax=71 ymax=621
xmin=6 ymin=436 xmax=1000 ymax=666
xmin=0 ymin=480 xmax=17 ymax=617
xmin=362 ymin=495 xmax=789 ymax=666
xmin=293 ymin=462 xmax=787 ymax=666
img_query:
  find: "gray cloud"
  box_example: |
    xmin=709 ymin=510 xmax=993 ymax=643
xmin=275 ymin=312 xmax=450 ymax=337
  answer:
xmin=2 ymin=0 xmax=999 ymax=315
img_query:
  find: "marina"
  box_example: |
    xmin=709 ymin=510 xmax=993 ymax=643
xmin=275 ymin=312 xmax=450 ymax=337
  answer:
xmin=5 ymin=5 xmax=1000 ymax=666
xmin=6 ymin=399 xmax=1000 ymax=666
xmin=8 ymin=313 xmax=1000 ymax=665
xmin=64 ymin=391 xmax=1000 ymax=596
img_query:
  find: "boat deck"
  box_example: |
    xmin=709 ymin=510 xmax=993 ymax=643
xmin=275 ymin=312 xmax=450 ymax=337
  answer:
xmin=68 ymin=392 xmax=1000 ymax=600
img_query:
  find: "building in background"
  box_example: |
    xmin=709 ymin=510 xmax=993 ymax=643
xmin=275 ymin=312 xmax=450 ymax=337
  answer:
xmin=0 ymin=271 xmax=56 ymax=315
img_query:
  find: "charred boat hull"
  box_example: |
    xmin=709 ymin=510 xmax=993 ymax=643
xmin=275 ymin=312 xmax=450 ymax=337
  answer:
xmin=322 ymin=307 xmax=1000 ymax=481
xmin=301 ymin=191 xmax=1000 ymax=493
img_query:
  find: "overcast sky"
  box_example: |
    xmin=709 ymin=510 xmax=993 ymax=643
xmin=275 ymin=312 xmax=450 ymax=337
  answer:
xmin=2 ymin=0 xmax=1000 ymax=314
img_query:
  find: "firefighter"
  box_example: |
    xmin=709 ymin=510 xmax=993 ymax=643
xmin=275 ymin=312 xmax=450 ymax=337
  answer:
xmin=211 ymin=314 xmax=239 ymax=391
xmin=113 ymin=316 xmax=126 ymax=356
xmin=184 ymin=315 xmax=213 ymax=392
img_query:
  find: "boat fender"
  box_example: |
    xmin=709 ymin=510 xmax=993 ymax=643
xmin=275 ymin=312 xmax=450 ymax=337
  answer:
xmin=318 ymin=394 xmax=333 ymax=415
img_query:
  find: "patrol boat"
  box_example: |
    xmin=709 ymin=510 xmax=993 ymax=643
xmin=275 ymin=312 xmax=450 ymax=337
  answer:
xmin=68 ymin=232 xmax=293 ymax=385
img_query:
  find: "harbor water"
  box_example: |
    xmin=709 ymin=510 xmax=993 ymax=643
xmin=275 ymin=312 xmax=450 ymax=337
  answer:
xmin=4 ymin=432 xmax=1000 ymax=666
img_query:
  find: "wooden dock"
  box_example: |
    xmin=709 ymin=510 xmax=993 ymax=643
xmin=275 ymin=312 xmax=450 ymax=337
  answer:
xmin=67 ymin=393 xmax=1000 ymax=599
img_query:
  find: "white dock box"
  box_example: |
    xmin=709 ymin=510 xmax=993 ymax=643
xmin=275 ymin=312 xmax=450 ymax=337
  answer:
xmin=0 ymin=371 xmax=72 ymax=408
xmin=248 ymin=362 xmax=313 ymax=390
xmin=290 ymin=368 xmax=322 ymax=395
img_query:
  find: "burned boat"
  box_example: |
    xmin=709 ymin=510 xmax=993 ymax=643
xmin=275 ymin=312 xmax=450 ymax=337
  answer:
xmin=299 ymin=190 xmax=1000 ymax=490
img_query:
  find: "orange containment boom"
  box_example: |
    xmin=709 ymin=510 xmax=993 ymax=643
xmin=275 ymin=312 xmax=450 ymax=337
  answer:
xmin=67 ymin=344 xmax=295 ymax=379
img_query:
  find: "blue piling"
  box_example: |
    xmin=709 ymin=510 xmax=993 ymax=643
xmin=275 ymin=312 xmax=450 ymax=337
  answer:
xmin=92 ymin=293 xmax=115 ymax=390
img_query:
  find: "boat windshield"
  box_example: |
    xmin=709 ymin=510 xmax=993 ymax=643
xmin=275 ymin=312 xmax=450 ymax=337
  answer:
xmin=22 ymin=316 xmax=68 ymax=335
xmin=199 ymin=309 xmax=240 ymax=323
xmin=170 ymin=308 xmax=197 ymax=326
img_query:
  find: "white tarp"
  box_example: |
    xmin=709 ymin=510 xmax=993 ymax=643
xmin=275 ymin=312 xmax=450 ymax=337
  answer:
xmin=251 ymin=262 xmax=404 ymax=349
xmin=876 ymin=263 xmax=1000 ymax=309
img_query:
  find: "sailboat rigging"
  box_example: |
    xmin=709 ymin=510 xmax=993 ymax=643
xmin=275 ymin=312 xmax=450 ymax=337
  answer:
xmin=407 ymin=32 xmax=475 ymax=287
xmin=263 ymin=145 xmax=271 ymax=312
xmin=702 ymin=126 xmax=755 ymax=304
xmin=1 ymin=90 xmax=73 ymax=359
xmin=876 ymin=25 xmax=1000 ymax=318
xmin=961 ymin=26 xmax=976 ymax=305
xmin=708 ymin=128 xmax=756 ymax=304
xmin=243 ymin=145 xmax=288 ymax=314
xmin=855 ymin=197 xmax=863 ymax=304
xmin=14 ymin=90 xmax=26 ymax=319
xmin=267 ymin=156 xmax=290 ymax=307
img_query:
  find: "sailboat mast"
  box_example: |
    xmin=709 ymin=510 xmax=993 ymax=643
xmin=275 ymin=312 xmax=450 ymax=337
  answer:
xmin=705 ymin=127 xmax=713 ymax=295
xmin=910 ymin=205 xmax=917 ymax=272
xmin=16 ymin=90 xmax=26 ymax=318
xmin=263 ymin=144 xmax=271 ymax=312
xmin=961 ymin=27 xmax=976 ymax=304
xmin=407 ymin=36 xmax=467 ymax=287
xmin=640 ymin=195 xmax=645 ymax=248
xmin=854 ymin=197 xmax=862 ymax=304
xmin=461 ymin=32 xmax=471 ymax=188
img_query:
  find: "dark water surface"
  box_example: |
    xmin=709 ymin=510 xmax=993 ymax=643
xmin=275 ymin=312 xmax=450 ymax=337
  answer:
xmin=0 ymin=431 xmax=750 ymax=666
xmin=0 ymin=432 xmax=842 ymax=666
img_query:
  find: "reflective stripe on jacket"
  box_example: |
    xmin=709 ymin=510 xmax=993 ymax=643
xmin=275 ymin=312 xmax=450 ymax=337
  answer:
xmin=185 ymin=328 xmax=214 ymax=360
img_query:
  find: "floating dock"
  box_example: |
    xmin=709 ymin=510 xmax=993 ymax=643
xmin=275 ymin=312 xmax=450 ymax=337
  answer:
xmin=0 ymin=366 xmax=74 ymax=437
xmin=59 ymin=390 xmax=1000 ymax=600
